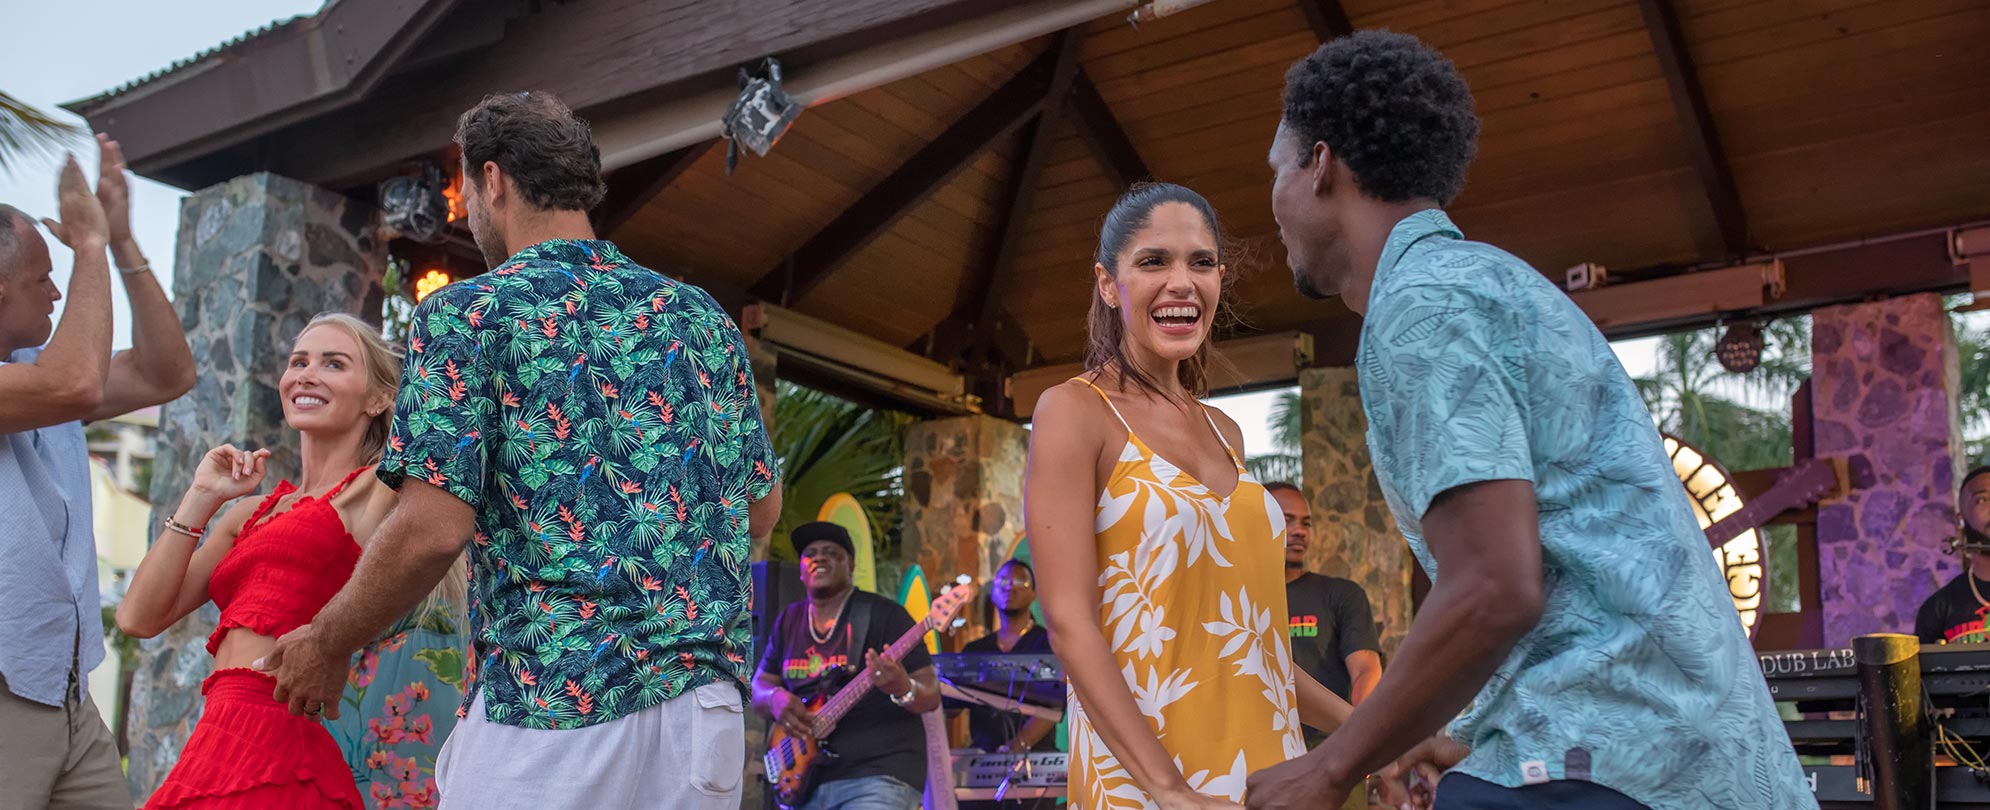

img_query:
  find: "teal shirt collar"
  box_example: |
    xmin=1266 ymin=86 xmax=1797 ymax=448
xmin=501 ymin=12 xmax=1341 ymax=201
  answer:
xmin=1368 ymin=208 xmax=1464 ymax=307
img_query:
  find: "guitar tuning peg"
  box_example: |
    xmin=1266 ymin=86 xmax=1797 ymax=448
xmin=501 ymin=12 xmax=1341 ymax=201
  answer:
xmin=956 ymin=574 xmax=971 ymax=586
xmin=951 ymin=618 xmax=967 ymax=630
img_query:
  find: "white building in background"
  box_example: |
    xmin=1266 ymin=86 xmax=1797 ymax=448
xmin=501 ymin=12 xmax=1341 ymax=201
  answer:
xmin=86 ymin=406 xmax=160 ymax=733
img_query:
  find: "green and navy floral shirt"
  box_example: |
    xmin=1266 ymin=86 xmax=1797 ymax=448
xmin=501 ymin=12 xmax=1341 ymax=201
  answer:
xmin=380 ymin=239 xmax=778 ymax=730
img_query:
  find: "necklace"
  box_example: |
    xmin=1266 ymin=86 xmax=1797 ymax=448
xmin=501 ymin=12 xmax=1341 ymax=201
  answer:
xmin=808 ymin=592 xmax=850 ymax=645
xmin=1968 ymin=553 xmax=1990 ymax=611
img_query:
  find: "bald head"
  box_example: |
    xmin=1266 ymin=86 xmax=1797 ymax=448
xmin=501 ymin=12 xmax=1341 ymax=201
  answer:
xmin=0 ymin=204 xmax=32 ymax=277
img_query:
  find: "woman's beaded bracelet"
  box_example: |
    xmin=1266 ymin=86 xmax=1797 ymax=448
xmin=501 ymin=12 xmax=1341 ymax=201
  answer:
xmin=163 ymin=516 xmax=206 ymax=539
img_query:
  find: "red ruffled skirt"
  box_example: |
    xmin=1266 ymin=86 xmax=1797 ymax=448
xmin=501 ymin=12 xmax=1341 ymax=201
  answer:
xmin=145 ymin=668 xmax=364 ymax=809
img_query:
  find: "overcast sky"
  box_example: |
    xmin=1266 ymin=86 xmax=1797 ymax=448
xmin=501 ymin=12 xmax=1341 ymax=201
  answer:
xmin=0 ymin=0 xmax=1667 ymax=455
xmin=1 ymin=0 xmax=326 ymax=347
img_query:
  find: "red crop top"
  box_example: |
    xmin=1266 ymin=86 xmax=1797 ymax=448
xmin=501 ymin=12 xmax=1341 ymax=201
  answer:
xmin=205 ymin=466 xmax=370 ymax=656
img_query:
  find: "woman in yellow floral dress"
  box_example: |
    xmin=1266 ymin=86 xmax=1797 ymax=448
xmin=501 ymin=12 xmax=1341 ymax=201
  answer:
xmin=1026 ymin=184 xmax=1355 ymax=810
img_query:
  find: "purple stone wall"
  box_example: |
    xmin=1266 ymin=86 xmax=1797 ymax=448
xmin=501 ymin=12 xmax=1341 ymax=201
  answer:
xmin=1812 ymin=293 xmax=1963 ymax=644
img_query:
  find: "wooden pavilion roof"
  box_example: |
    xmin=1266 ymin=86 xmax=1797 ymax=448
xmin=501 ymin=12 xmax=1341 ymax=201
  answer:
xmin=69 ymin=0 xmax=1990 ymax=414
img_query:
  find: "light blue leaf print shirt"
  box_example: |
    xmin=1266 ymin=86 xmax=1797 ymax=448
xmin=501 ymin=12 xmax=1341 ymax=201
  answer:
xmin=1356 ymin=210 xmax=1816 ymax=810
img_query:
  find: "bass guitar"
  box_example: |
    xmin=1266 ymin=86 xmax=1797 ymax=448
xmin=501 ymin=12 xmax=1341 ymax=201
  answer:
xmin=764 ymin=575 xmax=975 ymax=809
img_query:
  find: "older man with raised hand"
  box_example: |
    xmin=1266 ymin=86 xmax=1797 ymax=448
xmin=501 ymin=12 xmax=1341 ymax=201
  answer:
xmin=0 ymin=137 xmax=197 ymax=810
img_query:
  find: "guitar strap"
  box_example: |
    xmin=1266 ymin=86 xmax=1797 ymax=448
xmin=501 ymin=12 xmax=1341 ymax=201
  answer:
xmin=846 ymin=593 xmax=874 ymax=663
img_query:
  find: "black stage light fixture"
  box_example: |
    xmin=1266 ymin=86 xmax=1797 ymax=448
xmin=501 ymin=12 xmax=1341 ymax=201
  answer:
xmin=720 ymin=58 xmax=801 ymax=176
xmin=379 ymin=160 xmax=450 ymax=244
xmin=1716 ymin=321 xmax=1764 ymax=374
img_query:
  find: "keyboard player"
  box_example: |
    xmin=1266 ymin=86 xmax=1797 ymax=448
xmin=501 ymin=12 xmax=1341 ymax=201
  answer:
xmin=959 ymin=559 xmax=1059 ymax=809
xmin=1917 ymin=465 xmax=1990 ymax=644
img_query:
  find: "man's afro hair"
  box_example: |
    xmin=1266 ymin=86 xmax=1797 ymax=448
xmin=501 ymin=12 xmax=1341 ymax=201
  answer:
xmin=1282 ymin=30 xmax=1480 ymax=205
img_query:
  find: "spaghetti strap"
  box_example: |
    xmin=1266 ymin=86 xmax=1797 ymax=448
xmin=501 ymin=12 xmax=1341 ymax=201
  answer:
xmin=1072 ymin=377 xmax=1132 ymax=432
xmin=1198 ymin=407 xmax=1242 ymax=467
xmin=324 ymin=465 xmax=374 ymax=500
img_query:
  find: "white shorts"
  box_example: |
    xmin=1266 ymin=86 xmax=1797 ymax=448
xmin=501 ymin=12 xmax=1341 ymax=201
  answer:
xmin=436 ymin=681 xmax=745 ymax=810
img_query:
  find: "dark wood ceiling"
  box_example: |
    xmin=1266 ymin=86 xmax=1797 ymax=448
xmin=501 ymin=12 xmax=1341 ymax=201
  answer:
xmin=606 ymin=0 xmax=1990 ymax=372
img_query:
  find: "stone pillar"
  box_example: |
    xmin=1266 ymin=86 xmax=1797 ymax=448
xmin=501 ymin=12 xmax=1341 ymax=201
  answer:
xmin=1298 ymin=367 xmax=1412 ymax=656
xmin=902 ymin=414 xmax=1029 ymax=642
xmin=1811 ymin=293 xmax=1963 ymax=644
xmin=126 ymin=173 xmax=385 ymax=799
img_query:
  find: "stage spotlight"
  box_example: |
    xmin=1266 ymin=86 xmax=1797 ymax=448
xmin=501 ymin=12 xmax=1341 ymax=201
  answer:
xmin=379 ymin=161 xmax=450 ymax=244
xmin=1716 ymin=322 xmax=1764 ymax=374
xmin=720 ymin=58 xmax=801 ymax=175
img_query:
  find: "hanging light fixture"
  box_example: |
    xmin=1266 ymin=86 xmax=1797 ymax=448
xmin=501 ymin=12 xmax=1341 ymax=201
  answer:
xmin=720 ymin=58 xmax=801 ymax=176
xmin=378 ymin=160 xmax=451 ymax=244
xmin=1715 ymin=322 xmax=1764 ymax=373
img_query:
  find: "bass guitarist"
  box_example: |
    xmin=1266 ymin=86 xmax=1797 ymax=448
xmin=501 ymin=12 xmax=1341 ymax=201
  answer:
xmin=754 ymin=522 xmax=941 ymax=809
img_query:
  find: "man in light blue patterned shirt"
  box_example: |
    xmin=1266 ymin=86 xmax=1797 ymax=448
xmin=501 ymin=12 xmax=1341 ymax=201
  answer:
xmin=1245 ymin=32 xmax=1814 ymax=810
xmin=1 ymin=144 xmax=195 ymax=809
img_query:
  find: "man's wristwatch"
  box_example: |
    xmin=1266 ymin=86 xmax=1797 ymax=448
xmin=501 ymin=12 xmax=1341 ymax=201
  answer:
xmin=889 ymin=683 xmax=918 ymax=707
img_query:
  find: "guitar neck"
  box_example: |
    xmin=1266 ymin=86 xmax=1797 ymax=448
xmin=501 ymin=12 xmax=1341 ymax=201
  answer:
xmin=1703 ymin=460 xmax=1831 ymax=547
xmin=815 ymin=615 xmax=931 ymax=726
xmin=1705 ymin=500 xmax=1781 ymax=545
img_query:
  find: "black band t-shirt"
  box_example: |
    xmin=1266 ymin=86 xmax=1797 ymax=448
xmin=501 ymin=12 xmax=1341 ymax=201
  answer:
xmin=1916 ymin=572 xmax=1990 ymax=644
xmin=1285 ymin=573 xmax=1380 ymax=735
xmin=759 ymin=590 xmax=933 ymax=790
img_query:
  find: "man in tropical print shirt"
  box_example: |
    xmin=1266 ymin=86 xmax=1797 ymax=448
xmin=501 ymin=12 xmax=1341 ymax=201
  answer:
xmin=260 ymin=92 xmax=782 ymax=810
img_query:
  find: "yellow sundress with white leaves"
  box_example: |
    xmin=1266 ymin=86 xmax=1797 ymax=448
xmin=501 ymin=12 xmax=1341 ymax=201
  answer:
xmin=1067 ymin=379 xmax=1304 ymax=809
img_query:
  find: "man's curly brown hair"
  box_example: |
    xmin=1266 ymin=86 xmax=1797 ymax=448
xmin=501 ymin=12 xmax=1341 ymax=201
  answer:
xmin=454 ymin=92 xmax=607 ymax=212
xmin=1282 ymin=31 xmax=1480 ymax=205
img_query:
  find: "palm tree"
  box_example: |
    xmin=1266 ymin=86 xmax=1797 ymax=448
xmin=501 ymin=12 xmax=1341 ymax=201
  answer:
xmin=766 ymin=381 xmax=914 ymax=564
xmin=1245 ymin=390 xmax=1303 ymax=485
xmin=0 ymin=91 xmax=82 ymax=172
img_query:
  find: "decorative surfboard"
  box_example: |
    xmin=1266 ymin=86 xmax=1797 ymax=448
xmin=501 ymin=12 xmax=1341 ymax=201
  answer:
xmin=897 ymin=564 xmax=938 ymax=654
xmin=817 ymin=493 xmax=877 ymax=594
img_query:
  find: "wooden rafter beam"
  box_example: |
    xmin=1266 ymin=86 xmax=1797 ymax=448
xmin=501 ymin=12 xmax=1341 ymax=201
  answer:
xmin=963 ymin=30 xmax=1085 ymax=366
xmin=748 ymin=47 xmax=1059 ymax=306
xmin=1297 ymin=0 xmax=1354 ymax=41
xmin=1067 ymin=70 xmax=1149 ymax=189
xmin=1637 ymin=0 xmax=1749 ymax=259
xmin=590 ymin=140 xmax=714 ymax=236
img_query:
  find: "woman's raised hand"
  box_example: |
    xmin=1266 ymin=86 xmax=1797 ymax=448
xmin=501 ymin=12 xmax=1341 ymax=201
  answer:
xmin=190 ymin=444 xmax=272 ymax=503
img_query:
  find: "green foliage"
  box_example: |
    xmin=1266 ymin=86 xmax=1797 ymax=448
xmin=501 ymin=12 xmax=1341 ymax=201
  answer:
xmin=0 ymin=91 xmax=82 ymax=174
xmin=768 ymin=381 xmax=915 ymax=564
xmin=1244 ymin=390 xmax=1304 ymax=486
xmin=414 ymin=647 xmax=468 ymax=693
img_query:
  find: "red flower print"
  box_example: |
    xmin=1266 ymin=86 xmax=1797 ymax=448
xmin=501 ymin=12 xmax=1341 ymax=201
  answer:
xmin=350 ymin=648 xmax=379 ymax=688
xmin=407 ymin=714 xmax=434 ymax=745
xmin=405 ymin=682 xmax=431 ymax=703
xmin=390 ymin=755 xmax=422 ymax=783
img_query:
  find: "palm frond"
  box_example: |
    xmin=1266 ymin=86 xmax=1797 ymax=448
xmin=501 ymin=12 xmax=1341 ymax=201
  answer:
xmin=768 ymin=381 xmax=913 ymax=563
xmin=0 ymin=92 xmax=84 ymax=173
xmin=1267 ymin=391 xmax=1302 ymax=455
xmin=1245 ymin=453 xmax=1301 ymax=486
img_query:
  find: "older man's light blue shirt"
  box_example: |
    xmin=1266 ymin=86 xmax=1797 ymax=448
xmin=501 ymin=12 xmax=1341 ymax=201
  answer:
xmin=0 ymin=347 xmax=105 ymax=707
xmin=1356 ymin=210 xmax=1815 ymax=810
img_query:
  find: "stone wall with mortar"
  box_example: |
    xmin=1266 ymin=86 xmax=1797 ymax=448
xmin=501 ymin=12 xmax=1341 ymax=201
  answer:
xmin=1298 ymin=367 xmax=1412 ymax=656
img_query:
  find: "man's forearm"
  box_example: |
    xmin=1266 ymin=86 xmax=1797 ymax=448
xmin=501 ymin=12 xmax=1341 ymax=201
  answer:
xmin=45 ymin=242 xmax=114 ymax=381
xmin=314 ymin=510 xmax=464 ymax=655
xmin=116 ymin=240 xmax=194 ymax=389
xmin=900 ymin=672 xmax=942 ymax=714
xmin=1348 ymin=656 xmax=1382 ymax=706
xmin=1314 ymin=580 xmax=1534 ymax=784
